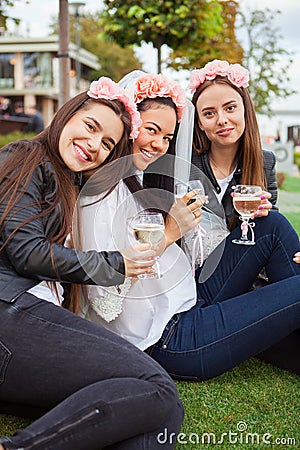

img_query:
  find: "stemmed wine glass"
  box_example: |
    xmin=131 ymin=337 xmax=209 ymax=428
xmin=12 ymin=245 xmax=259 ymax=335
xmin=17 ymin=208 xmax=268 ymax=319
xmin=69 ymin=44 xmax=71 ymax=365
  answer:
xmin=175 ymin=180 xmax=206 ymax=206
xmin=130 ymin=211 xmax=165 ymax=279
xmin=232 ymin=184 xmax=262 ymax=245
xmin=175 ymin=180 xmax=208 ymax=270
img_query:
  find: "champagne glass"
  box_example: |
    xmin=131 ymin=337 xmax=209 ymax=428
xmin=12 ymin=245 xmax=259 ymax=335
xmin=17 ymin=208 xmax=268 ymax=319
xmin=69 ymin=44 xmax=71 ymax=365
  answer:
xmin=131 ymin=211 xmax=165 ymax=279
xmin=188 ymin=180 xmax=207 ymax=206
xmin=175 ymin=180 xmax=206 ymax=206
xmin=232 ymin=185 xmax=262 ymax=245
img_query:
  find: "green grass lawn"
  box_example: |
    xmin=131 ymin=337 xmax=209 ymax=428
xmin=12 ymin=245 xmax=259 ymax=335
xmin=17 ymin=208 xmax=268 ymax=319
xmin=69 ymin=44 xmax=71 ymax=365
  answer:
xmin=280 ymin=173 xmax=300 ymax=193
xmin=279 ymin=174 xmax=300 ymax=235
xmin=1 ymin=177 xmax=299 ymax=447
xmin=175 ymin=359 xmax=299 ymax=449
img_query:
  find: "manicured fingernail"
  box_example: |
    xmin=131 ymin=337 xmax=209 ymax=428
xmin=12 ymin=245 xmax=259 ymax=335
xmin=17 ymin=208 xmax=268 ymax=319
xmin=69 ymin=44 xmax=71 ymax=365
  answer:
xmin=258 ymin=205 xmax=264 ymax=210
xmin=261 ymin=195 xmax=266 ymax=200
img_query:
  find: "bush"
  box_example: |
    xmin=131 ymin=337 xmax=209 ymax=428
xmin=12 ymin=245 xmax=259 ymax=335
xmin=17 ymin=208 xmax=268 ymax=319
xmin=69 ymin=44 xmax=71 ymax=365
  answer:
xmin=294 ymin=150 xmax=300 ymax=170
xmin=0 ymin=131 xmax=34 ymax=149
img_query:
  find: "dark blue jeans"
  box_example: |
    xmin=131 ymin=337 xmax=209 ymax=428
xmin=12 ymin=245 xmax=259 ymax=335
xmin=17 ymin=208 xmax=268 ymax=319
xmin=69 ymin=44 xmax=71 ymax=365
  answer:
xmin=0 ymin=294 xmax=183 ymax=449
xmin=150 ymin=212 xmax=300 ymax=380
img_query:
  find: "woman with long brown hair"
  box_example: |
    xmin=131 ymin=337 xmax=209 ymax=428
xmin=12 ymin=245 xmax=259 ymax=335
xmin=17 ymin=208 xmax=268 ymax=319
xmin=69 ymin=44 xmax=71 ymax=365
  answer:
xmin=190 ymin=59 xmax=277 ymax=231
xmin=189 ymin=59 xmax=300 ymax=374
xmin=0 ymin=77 xmax=184 ymax=450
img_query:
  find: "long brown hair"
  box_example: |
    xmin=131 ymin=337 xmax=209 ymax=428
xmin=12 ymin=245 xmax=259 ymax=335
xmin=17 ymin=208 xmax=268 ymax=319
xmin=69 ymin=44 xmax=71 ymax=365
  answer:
xmin=192 ymin=77 xmax=266 ymax=189
xmin=0 ymin=92 xmax=133 ymax=311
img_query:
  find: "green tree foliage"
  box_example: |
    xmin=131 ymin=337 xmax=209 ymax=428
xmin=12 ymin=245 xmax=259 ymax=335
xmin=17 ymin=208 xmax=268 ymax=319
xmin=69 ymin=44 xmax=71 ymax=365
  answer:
xmin=72 ymin=13 xmax=142 ymax=81
xmin=51 ymin=12 xmax=142 ymax=81
xmin=99 ymin=0 xmax=224 ymax=73
xmin=168 ymin=0 xmax=243 ymax=71
xmin=0 ymin=0 xmax=25 ymax=29
xmin=236 ymin=6 xmax=296 ymax=115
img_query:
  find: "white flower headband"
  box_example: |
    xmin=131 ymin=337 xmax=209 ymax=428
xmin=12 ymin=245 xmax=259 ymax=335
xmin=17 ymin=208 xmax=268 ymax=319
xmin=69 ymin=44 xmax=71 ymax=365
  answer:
xmin=134 ymin=73 xmax=187 ymax=121
xmin=87 ymin=76 xmax=142 ymax=139
xmin=189 ymin=59 xmax=250 ymax=94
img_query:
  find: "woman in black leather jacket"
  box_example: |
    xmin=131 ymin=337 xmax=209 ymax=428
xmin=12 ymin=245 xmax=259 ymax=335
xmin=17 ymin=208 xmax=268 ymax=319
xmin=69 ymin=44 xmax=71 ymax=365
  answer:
xmin=0 ymin=77 xmax=183 ymax=450
xmin=190 ymin=60 xmax=278 ymax=230
xmin=189 ymin=59 xmax=300 ymax=375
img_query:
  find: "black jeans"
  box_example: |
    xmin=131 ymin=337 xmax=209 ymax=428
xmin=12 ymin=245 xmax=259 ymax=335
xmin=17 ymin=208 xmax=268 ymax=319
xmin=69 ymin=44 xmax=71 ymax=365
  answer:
xmin=0 ymin=293 xmax=183 ymax=449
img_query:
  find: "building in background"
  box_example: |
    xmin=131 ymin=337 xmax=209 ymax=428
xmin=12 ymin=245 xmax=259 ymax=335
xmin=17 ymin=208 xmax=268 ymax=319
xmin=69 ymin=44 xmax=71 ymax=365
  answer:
xmin=0 ymin=36 xmax=100 ymax=127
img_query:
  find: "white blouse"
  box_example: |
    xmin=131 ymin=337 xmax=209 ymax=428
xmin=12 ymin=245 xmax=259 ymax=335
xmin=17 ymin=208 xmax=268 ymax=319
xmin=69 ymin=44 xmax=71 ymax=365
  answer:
xmin=79 ymin=180 xmax=197 ymax=350
xmin=27 ymin=281 xmax=63 ymax=306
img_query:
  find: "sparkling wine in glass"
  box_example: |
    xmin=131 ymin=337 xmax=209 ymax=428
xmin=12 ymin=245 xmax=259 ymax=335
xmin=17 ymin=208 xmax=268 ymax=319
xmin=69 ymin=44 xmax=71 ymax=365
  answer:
xmin=232 ymin=184 xmax=262 ymax=245
xmin=131 ymin=211 xmax=165 ymax=279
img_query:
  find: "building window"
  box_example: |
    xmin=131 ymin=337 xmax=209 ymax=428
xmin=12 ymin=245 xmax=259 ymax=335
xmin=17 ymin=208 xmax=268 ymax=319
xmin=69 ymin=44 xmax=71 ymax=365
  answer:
xmin=23 ymin=52 xmax=52 ymax=88
xmin=0 ymin=54 xmax=15 ymax=88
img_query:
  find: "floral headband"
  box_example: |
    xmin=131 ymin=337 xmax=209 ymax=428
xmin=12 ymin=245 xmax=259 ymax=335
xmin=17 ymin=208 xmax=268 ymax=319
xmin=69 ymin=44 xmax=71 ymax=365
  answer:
xmin=87 ymin=76 xmax=142 ymax=139
xmin=134 ymin=73 xmax=187 ymax=121
xmin=189 ymin=59 xmax=250 ymax=94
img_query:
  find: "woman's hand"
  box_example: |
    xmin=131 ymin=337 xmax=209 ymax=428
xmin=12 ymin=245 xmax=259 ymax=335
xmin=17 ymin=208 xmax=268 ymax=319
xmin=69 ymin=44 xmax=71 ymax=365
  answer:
xmin=293 ymin=251 xmax=300 ymax=264
xmin=121 ymin=244 xmax=156 ymax=278
xmin=250 ymin=190 xmax=273 ymax=219
xmin=164 ymin=189 xmax=206 ymax=247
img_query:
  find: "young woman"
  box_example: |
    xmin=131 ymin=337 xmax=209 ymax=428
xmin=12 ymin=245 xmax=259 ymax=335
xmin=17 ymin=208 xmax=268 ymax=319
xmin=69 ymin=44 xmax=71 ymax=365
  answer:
xmin=0 ymin=77 xmax=184 ymax=450
xmin=190 ymin=59 xmax=276 ymax=226
xmin=189 ymin=59 xmax=300 ymax=373
xmin=79 ymin=71 xmax=300 ymax=381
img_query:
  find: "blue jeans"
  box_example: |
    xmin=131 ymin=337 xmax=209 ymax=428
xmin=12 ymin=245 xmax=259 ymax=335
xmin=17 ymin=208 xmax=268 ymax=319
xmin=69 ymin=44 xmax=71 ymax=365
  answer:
xmin=0 ymin=294 xmax=183 ymax=449
xmin=149 ymin=212 xmax=300 ymax=380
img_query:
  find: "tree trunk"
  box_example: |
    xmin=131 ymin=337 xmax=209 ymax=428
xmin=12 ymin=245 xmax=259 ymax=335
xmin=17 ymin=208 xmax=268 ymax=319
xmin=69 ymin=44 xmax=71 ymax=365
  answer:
xmin=58 ymin=0 xmax=70 ymax=106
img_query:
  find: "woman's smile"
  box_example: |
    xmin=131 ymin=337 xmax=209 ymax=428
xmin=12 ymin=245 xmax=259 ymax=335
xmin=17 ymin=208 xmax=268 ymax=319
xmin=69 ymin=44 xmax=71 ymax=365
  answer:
xmin=216 ymin=127 xmax=235 ymax=137
xmin=73 ymin=142 xmax=92 ymax=162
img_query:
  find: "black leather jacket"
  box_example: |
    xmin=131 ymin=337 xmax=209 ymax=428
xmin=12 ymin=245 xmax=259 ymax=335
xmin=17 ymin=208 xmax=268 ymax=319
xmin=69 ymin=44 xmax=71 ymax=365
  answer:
xmin=0 ymin=148 xmax=125 ymax=302
xmin=191 ymin=149 xmax=278 ymax=226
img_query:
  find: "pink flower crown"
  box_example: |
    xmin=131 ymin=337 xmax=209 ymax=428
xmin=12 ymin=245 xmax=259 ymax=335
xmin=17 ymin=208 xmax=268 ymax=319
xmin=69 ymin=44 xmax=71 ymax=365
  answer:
xmin=134 ymin=74 xmax=186 ymax=121
xmin=189 ymin=59 xmax=250 ymax=93
xmin=87 ymin=76 xmax=142 ymax=139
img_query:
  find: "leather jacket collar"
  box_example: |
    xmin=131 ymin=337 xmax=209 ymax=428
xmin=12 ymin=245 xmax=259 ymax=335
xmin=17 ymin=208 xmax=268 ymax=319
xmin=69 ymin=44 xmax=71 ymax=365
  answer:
xmin=193 ymin=150 xmax=242 ymax=193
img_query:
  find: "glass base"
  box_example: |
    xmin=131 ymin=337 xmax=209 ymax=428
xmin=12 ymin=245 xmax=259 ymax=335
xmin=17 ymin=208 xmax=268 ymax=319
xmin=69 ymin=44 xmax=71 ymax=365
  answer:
xmin=232 ymin=238 xmax=256 ymax=246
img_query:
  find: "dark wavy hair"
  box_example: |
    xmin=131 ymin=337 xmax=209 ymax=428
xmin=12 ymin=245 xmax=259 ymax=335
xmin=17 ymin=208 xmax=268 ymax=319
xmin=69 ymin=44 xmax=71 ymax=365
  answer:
xmin=123 ymin=97 xmax=179 ymax=218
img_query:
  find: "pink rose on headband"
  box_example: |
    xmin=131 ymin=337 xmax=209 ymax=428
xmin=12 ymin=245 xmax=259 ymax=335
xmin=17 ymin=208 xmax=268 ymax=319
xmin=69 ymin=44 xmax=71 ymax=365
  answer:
xmin=169 ymin=84 xmax=187 ymax=120
xmin=87 ymin=77 xmax=141 ymax=139
xmin=228 ymin=64 xmax=249 ymax=88
xmin=189 ymin=69 xmax=206 ymax=93
xmin=135 ymin=75 xmax=170 ymax=102
xmin=205 ymin=60 xmax=230 ymax=80
xmin=189 ymin=59 xmax=250 ymax=93
xmin=88 ymin=77 xmax=123 ymax=100
xmin=134 ymin=73 xmax=186 ymax=121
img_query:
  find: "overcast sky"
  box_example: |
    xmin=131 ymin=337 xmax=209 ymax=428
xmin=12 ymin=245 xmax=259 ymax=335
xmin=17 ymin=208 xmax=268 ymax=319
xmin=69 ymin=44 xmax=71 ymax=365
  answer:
xmin=7 ymin=0 xmax=300 ymax=112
